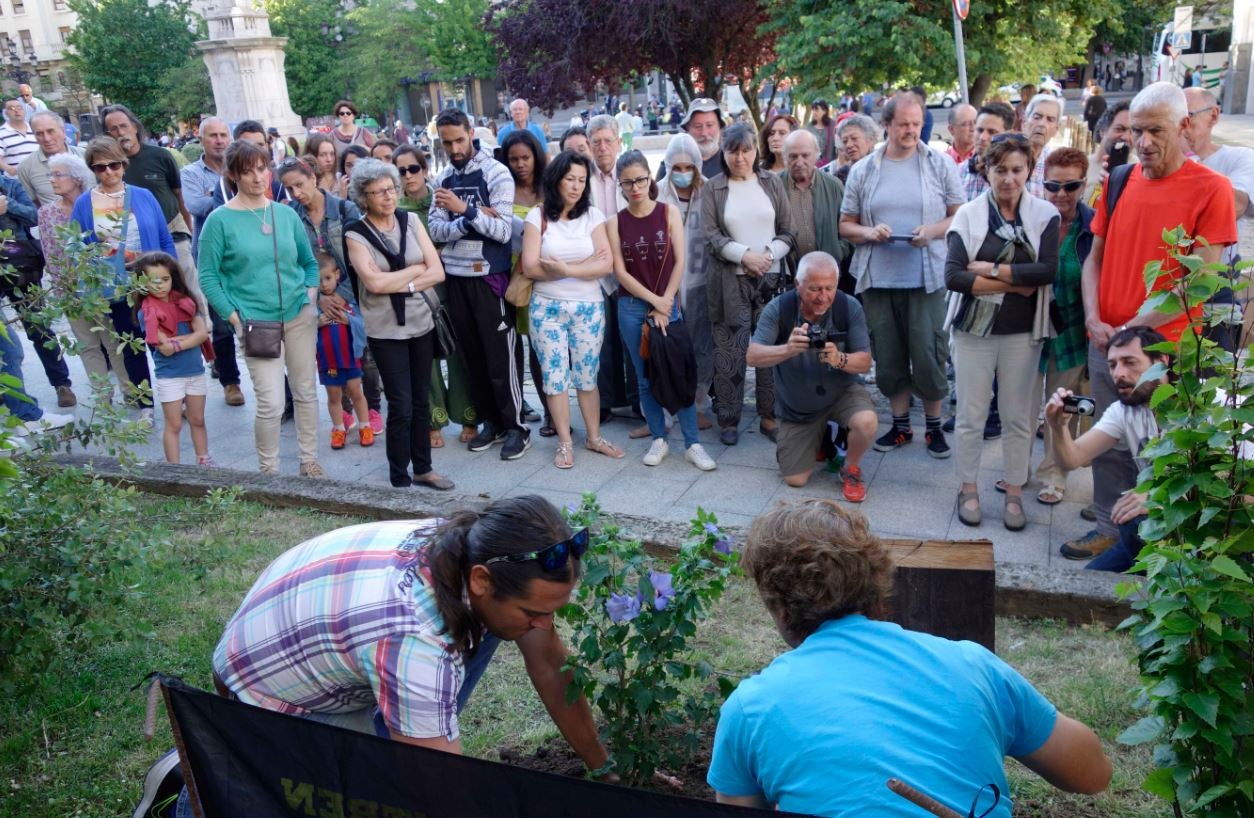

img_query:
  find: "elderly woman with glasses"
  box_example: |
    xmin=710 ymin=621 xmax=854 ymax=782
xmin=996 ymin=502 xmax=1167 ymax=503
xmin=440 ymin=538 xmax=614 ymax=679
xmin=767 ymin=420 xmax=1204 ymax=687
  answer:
xmin=69 ymin=136 xmax=176 ymax=412
xmin=199 ymin=140 xmax=323 ymax=477
xmin=344 ymin=158 xmax=453 ymax=490
xmin=945 ymin=134 xmax=1059 ymax=531
xmin=702 ymin=122 xmax=795 ymax=446
xmin=331 ymin=98 xmax=375 ymax=158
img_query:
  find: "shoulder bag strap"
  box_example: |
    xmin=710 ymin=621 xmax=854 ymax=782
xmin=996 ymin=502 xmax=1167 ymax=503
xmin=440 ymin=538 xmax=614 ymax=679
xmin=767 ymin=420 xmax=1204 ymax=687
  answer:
xmin=271 ymin=203 xmax=282 ymax=316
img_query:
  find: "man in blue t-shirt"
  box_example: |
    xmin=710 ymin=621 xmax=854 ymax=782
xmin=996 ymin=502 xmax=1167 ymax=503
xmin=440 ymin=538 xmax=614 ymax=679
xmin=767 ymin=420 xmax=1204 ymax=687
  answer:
xmin=495 ymin=98 xmax=548 ymax=148
xmin=709 ymin=500 xmax=1113 ymax=817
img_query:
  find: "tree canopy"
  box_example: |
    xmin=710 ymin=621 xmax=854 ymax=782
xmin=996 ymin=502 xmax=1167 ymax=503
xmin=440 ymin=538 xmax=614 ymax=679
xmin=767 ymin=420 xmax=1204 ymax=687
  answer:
xmin=65 ymin=0 xmax=206 ymax=131
xmin=264 ymin=0 xmax=348 ymax=120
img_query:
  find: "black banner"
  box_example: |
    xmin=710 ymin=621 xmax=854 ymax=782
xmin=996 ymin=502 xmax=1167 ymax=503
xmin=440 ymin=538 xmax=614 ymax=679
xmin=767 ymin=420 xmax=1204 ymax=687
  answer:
xmin=162 ymin=678 xmax=807 ymax=818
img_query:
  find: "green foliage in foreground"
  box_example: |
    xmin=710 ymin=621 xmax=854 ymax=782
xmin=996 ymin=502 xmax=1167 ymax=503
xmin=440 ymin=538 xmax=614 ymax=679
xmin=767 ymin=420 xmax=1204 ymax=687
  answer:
xmin=1115 ymin=228 xmax=1253 ymax=817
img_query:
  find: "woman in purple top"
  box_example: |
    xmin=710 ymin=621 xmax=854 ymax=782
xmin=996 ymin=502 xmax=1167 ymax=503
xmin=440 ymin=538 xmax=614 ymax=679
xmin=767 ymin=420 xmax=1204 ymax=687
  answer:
xmin=607 ymin=150 xmax=716 ymax=472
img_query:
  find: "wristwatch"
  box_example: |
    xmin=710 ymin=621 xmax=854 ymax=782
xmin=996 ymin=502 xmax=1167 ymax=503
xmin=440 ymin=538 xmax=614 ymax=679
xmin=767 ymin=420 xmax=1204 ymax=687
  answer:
xmin=764 ymin=246 xmax=775 ymax=265
xmin=989 ymin=265 xmax=1000 ymax=279
xmin=407 ymin=281 xmax=417 ymax=295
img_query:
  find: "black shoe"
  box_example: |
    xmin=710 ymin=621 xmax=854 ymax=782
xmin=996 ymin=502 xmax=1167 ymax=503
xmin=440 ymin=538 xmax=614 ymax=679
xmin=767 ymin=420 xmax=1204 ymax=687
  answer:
xmin=131 ymin=748 xmax=183 ymax=818
xmin=468 ymin=424 xmax=506 ymax=452
xmin=522 ymin=400 xmax=541 ymax=423
xmin=600 ymin=408 xmax=613 ymax=424
xmin=942 ymin=415 xmax=956 ymax=433
xmin=873 ymin=426 xmax=913 ymax=452
xmin=983 ymin=415 xmax=1002 ymax=441
xmin=925 ymin=429 xmax=952 ymax=459
xmin=500 ymin=428 xmax=531 ymax=460
xmin=281 ymin=404 xmax=294 ymax=424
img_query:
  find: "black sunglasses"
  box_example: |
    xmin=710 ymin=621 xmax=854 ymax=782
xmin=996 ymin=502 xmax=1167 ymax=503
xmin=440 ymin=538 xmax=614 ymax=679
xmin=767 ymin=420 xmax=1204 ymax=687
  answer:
xmin=1042 ymin=180 xmax=1084 ymax=193
xmin=90 ymin=161 xmax=124 ymax=173
xmin=990 ymin=133 xmax=1029 ymax=145
xmin=397 ymin=164 xmax=425 ymax=176
xmin=484 ymin=528 xmax=589 ymax=571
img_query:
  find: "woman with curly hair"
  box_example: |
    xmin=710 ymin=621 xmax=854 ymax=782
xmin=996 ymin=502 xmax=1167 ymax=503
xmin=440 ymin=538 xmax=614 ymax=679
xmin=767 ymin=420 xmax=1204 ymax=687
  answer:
xmin=708 ymin=500 xmax=1112 ymax=815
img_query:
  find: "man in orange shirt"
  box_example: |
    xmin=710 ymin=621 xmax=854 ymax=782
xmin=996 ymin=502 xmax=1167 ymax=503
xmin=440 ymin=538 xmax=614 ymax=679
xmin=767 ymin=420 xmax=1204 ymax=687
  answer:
xmin=1061 ymin=82 xmax=1236 ymax=561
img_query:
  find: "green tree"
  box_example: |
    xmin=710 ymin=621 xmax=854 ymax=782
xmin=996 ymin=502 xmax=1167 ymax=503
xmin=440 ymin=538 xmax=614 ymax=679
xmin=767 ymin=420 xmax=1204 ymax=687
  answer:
xmin=419 ymin=0 xmax=497 ymax=80
xmin=344 ymin=0 xmax=430 ymax=123
xmin=65 ymin=0 xmax=203 ymax=132
xmin=767 ymin=0 xmax=1120 ymax=106
xmin=264 ymin=0 xmax=348 ymax=120
xmin=158 ymin=56 xmax=216 ymax=126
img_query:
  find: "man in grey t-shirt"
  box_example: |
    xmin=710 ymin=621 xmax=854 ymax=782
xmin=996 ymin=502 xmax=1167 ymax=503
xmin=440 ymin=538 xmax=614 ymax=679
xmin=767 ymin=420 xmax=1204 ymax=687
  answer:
xmin=748 ymin=252 xmax=878 ymax=501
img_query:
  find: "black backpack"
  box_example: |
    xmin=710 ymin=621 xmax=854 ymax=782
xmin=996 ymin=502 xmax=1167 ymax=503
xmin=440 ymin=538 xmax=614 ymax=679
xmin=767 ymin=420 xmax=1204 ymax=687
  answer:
xmin=1104 ymin=163 xmax=1134 ymax=220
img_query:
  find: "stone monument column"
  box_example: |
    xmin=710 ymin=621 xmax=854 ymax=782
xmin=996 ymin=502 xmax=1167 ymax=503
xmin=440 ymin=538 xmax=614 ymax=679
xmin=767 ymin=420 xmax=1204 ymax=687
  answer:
xmin=196 ymin=0 xmax=304 ymax=135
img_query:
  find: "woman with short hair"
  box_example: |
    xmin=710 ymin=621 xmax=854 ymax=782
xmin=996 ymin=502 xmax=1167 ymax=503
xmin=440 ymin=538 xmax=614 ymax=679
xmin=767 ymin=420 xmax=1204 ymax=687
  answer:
xmin=393 ymin=144 xmax=479 ymax=449
xmin=198 ymin=140 xmax=323 ymax=477
xmin=520 ymin=150 xmax=622 ymax=469
xmin=70 ymin=136 xmax=177 ymax=412
xmin=701 ymin=123 xmax=795 ymax=446
xmin=759 ymin=114 xmax=799 ymax=174
xmin=945 ymin=135 xmax=1059 ymax=531
xmin=344 ymin=158 xmax=453 ymax=490
xmin=834 ymin=115 xmax=878 ymax=184
xmin=331 ymin=98 xmax=375 ymax=157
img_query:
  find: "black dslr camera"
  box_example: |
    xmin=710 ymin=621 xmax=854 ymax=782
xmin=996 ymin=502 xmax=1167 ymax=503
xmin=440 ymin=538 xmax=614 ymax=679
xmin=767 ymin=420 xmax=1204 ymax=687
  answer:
xmin=807 ymin=325 xmax=846 ymax=350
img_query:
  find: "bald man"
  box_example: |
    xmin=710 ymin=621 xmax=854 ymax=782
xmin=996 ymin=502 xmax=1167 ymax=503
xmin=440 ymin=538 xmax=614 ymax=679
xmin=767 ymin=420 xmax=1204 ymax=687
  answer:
xmin=496 ymin=98 xmax=547 ymax=147
xmin=781 ymin=129 xmax=851 ymax=283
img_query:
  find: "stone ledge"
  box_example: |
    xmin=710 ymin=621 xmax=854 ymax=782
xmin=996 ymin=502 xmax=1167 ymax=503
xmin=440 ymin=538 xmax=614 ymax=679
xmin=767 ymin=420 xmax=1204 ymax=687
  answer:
xmin=56 ymin=455 xmax=1135 ymax=628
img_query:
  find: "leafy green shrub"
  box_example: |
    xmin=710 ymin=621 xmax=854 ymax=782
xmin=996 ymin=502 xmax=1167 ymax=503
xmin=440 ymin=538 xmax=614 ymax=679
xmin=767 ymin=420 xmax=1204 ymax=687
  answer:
xmin=559 ymin=494 xmax=739 ymax=784
xmin=1115 ymin=228 xmax=1253 ymax=817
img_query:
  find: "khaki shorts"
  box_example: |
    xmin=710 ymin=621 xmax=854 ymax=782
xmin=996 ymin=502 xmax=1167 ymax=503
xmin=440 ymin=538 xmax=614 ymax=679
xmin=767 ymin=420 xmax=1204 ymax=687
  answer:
xmin=776 ymin=382 xmax=877 ymax=477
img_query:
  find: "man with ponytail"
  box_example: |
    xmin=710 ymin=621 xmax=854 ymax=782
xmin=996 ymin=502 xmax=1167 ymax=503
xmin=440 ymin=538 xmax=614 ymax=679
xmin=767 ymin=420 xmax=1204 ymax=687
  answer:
xmin=211 ymin=495 xmax=607 ymax=768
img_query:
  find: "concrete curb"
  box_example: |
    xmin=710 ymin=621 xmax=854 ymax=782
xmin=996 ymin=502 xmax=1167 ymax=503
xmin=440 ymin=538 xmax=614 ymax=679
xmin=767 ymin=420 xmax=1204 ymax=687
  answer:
xmin=56 ymin=454 xmax=1136 ymax=628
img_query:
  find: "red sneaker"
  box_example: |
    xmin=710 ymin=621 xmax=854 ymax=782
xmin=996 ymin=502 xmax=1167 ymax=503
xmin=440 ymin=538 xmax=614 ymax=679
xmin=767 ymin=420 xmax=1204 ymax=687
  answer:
xmin=840 ymin=465 xmax=866 ymax=503
xmin=330 ymin=428 xmax=347 ymax=450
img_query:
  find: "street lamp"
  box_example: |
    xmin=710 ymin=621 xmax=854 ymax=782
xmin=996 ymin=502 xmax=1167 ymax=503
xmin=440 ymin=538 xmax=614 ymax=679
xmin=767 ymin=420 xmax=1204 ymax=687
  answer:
xmin=6 ymin=42 xmax=37 ymax=86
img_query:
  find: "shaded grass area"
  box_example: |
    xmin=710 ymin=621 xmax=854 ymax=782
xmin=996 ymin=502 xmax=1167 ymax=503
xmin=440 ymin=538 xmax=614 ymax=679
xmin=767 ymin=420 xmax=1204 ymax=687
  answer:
xmin=1 ymin=499 xmax=1168 ymax=817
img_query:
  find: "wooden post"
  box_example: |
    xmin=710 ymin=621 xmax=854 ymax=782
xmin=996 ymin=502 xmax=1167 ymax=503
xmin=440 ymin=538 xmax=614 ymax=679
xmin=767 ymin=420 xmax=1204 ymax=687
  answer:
xmin=884 ymin=538 xmax=995 ymax=651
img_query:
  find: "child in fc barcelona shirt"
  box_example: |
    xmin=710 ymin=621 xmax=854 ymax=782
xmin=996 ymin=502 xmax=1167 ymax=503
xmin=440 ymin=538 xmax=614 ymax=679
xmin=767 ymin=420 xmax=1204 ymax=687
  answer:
xmin=315 ymin=252 xmax=373 ymax=449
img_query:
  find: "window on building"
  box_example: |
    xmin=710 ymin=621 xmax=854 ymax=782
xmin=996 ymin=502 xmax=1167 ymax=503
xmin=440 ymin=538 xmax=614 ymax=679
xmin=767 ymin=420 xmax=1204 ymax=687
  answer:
xmin=53 ymin=0 xmax=67 ymax=9
xmin=18 ymin=29 xmax=32 ymax=51
xmin=12 ymin=0 xmax=24 ymax=14
xmin=59 ymin=26 xmax=70 ymax=43
xmin=37 ymin=72 xmax=51 ymax=94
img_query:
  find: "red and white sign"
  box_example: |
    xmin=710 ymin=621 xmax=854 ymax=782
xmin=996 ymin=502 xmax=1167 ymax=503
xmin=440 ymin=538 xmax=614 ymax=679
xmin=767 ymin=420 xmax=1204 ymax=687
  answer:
xmin=953 ymin=0 xmax=970 ymax=20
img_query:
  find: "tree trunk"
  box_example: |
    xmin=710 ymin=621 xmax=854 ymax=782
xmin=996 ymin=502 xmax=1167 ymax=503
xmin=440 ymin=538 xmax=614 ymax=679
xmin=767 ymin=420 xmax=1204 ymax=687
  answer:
xmin=968 ymin=73 xmax=994 ymax=108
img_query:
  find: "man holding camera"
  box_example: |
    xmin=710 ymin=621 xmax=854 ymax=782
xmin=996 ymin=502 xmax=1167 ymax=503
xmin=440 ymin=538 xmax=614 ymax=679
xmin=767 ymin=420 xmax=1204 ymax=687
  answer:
xmin=747 ymin=252 xmax=877 ymax=500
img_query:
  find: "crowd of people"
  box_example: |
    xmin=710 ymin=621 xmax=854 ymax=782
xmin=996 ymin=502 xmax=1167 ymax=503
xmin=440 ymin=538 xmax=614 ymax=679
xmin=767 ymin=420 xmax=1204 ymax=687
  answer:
xmin=2 ymin=81 xmax=1250 ymax=571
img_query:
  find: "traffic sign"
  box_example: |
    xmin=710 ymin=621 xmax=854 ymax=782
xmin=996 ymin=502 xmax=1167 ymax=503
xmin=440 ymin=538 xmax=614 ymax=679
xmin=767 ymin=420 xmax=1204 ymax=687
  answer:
xmin=953 ymin=0 xmax=970 ymax=21
xmin=1173 ymin=5 xmax=1193 ymax=50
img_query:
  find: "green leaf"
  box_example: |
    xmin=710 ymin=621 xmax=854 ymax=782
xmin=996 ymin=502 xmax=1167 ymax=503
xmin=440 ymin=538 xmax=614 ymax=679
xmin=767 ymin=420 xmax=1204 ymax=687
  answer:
xmin=1181 ymin=692 xmax=1221 ymax=727
xmin=1192 ymin=784 xmax=1232 ymax=809
xmin=1209 ymin=555 xmax=1250 ymax=583
xmin=1119 ymin=715 xmax=1166 ymax=746
xmin=1150 ymin=382 xmax=1177 ymax=410
xmin=1141 ymin=766 xmax=1177 ymax=799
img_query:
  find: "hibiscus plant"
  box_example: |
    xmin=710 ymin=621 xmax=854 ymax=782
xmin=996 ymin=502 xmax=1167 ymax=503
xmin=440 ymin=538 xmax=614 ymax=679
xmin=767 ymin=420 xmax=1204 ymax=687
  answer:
xmin=559 ymin=494 xmax=739 ymax=784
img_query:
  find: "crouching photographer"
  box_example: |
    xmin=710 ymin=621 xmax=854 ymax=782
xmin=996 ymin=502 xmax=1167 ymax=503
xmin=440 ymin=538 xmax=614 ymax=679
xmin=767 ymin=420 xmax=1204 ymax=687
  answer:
xmin=746 ymin=251 xmax=878 ymax=500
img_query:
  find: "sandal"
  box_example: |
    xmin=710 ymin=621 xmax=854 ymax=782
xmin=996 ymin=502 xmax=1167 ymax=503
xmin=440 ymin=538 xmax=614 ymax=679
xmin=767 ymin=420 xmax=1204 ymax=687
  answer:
xmin=413 ymin=471 xmax=455 ymax=491
xmin=629 ymin=424 xmax=655 ymax=440
xmin=1004 ymin=494 xmax=1027 ymax=531
xmin=539 ymin=416 xmax=557 ymax=437
xmin=957 ymin=488 xmax=982 ymax=527
xmin=759 ymin=421 xmax=779 ymax=442
xmin=458 ymin=425 xmax=477 ymax=444
xmin=554 ymin=441 xmax=574 ymax=469
xmin=585 ymin=436 xmax=625 ymax=459
xmin=430 ymin=430 xmax=445 ymax=448
xmin=994 ymin=479 xmax=1009 ymax=494
xmin=1037 ymin=484 xmax=1064 ymax=505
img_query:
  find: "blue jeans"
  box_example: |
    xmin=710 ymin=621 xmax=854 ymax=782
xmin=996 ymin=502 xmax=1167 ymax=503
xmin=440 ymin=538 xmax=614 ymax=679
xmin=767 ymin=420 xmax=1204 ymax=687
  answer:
xmin=617 ymin=294 xmax=699 ymax=448
xmin=1086 ymin=517 xmax=1146 ymax=573
xmin=0 ymin=323 xmax=44 ymax=422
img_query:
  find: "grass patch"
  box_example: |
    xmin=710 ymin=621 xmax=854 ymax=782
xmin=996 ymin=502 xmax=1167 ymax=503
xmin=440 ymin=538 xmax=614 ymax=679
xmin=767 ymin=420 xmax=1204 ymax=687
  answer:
xmin=0 ymin=498 xmax=1167 ymax=817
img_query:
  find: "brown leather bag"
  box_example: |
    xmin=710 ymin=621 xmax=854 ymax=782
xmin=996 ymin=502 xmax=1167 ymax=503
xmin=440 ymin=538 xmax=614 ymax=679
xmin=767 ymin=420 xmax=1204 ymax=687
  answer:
xmin=505 ymin=211 xmax=546 ymax=307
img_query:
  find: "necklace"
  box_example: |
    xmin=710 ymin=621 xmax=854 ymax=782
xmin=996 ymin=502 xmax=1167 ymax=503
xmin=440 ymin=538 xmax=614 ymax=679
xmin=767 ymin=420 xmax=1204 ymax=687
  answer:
xmin=98 ymin=187 xmax=125 ymax=199
xmin=248 ymin=201 xmax=273 ymax=235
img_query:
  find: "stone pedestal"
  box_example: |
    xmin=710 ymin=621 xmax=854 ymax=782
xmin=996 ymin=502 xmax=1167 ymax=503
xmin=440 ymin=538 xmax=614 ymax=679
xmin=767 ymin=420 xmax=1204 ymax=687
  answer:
xmin=196 ymin=0 xmax=304 ymax=136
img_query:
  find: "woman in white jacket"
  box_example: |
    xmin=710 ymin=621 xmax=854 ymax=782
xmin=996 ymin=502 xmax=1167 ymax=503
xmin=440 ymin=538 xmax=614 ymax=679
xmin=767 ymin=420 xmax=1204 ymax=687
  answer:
xmin=945 ymin=135 xmax=1059 ymax=531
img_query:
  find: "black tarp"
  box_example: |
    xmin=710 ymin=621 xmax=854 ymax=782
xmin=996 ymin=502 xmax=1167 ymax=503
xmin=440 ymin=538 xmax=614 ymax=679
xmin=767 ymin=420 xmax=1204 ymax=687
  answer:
xmin=161 ymin=677 xmax=811 ymax=818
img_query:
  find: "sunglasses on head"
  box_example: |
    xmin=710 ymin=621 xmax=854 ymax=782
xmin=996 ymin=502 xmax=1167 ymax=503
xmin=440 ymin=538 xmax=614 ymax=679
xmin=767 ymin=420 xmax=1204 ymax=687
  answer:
xmin=483 ymin=528 xmax=589 ymax=571
xmin=1042 ymin=180 xmax=1084 ymax=193
xmin=90 ymin=161 xmax=124 ymax=173
xmin=397 ymin=164 xmax=424 ymax=176
xmin=990 ymin=133 xmax=1029 ymax=145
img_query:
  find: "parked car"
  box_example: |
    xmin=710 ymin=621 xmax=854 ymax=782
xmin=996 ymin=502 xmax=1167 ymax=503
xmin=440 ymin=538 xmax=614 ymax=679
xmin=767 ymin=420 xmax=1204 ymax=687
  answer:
xmin=926 ymin=88 xmax=962 ymax=108
xmin=998 ymin=76 xmax=1065 ymax=104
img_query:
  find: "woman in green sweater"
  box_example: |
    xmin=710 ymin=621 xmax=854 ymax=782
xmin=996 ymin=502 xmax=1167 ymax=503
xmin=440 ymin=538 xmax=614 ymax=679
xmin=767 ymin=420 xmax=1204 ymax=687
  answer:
xmin=199 ymin=140 xmax=323 ymax=477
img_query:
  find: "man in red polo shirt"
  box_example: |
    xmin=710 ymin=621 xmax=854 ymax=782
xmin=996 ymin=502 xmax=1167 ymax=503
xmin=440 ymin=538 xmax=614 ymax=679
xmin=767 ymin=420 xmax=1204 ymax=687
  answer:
xmin=1062 ymin=81 xmax=1236 ymax=561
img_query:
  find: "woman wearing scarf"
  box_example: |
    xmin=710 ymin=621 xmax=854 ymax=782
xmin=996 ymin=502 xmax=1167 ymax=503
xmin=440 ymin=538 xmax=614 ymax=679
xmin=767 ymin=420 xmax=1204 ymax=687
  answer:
xmin=945 ymin=135 xmax=1059 ymax=531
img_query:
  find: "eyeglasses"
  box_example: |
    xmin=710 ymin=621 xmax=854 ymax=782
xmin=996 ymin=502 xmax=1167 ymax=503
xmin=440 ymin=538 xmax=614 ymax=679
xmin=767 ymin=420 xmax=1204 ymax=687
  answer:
xmin=397 ymin=164 xmax=425 ymax=176
xmin=1042 ymin=180 xmax=1084 ymax=193
xmin=484 ymin=528 xmax=589 ymax=571
xmin=990 ymin=133 xmax=1029 ymax=145
xmin=337 ymin=110 xmax=355 ymax=117
xmin=1188 ymin=106 xmax=1215 ymax=117
xmin=49 ymin=171 xmax=72 ymax=180
xmin=365 ymin=186 xmax=398 ymax=198
xmin=619 ymin=175 xmax=651 ymax=189
xmin=90 ymin=161 xmax=124 ymax=173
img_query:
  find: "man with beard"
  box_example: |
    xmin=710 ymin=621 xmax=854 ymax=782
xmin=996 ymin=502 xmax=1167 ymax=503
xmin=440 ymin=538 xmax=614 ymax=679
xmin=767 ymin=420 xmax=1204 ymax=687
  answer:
xmin=427 ymin=109 xmax=530 ymax=460
xmin=657 ymin=98 xmax=725 ymax=180
xmin=1044 ymin=327 xmax=1169 ymax=572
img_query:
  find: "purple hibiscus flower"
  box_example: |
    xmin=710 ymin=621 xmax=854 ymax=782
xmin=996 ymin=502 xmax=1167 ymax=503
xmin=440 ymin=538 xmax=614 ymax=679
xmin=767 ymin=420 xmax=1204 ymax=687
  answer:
xmin=648 ymin=569 xmax=675 ymax=611
xmin=606 ymin=592 xmax=641 ymax=623
xmin=713 ymin=536 xmax=734 ymax=555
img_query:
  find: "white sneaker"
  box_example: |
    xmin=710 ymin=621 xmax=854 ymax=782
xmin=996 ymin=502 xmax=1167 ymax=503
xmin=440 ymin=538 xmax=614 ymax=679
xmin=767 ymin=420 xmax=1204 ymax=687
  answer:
xmin=685 ymin=443 xmax=717 ymax=471
xmin=23 ymin=412 xmax=74 ymax=434
xmin=137 ymin=408 xmax=154 ymax=426
xmin=642 ymin=438 xmax=669 ymax=466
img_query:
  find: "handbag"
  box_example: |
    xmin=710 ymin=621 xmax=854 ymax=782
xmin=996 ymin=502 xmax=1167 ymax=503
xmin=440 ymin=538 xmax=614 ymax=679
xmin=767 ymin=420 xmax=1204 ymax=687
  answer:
xmin=242 ymin=208 xmax=284 ymax=359
xmin=505 ymin=211 xmax=546 ymax=308
xmin=419 ymin=289 xmax=457 ymax=359
xmin=0 ymin=237 xmax=44 ymax=298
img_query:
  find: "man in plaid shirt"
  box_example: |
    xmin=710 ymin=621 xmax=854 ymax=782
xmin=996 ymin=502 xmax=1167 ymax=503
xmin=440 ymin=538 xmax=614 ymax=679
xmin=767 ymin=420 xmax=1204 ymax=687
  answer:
xmin=958 ymin=102 xmax=1015 ymax=201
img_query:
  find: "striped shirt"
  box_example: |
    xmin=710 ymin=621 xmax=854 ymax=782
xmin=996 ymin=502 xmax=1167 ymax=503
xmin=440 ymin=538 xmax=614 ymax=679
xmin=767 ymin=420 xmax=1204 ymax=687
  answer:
xmin=213 ymin=519 xmax=467 ymax=740
xmin=0 ymin=124 xmax=37 ymax=174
